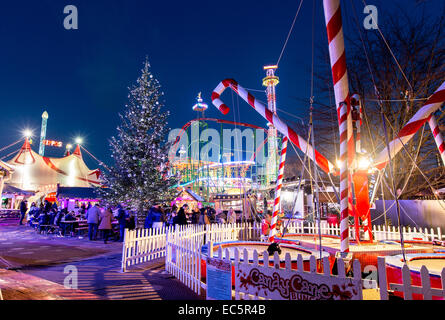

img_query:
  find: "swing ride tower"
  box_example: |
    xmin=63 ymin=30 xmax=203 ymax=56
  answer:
xmin=262 ymin=65 xmax=280 ymax=187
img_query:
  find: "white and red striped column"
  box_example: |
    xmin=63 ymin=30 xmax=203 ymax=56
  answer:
xmin=428 ymin=114 xmax=445 ymax=165
xmin=338 ymin=102 xmax=351 ymax=251
xmin=374 ymin=81 xmax=445 ymax=169
xmin=268 ymin=136 xmax=288 ymax=242
xmin=211 ymin=79 xmax=335 ymax=174
xmin=323 ymin=0 xmax=353 ymax=253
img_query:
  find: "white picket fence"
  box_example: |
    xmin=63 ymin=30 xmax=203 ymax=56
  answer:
xmin=283 ymin=220 xmax=444 ymax=242
xmin=211 ymin=245 xmax=364 ymax=300
xmin=122 ymin=221 xmax=444 ymax=272
xmin=165 ymin=225 xmax=207 ymax=295
xmin=122 ymin=222 xmax=260 ymax=272
xmin=121 ymin=226 xmax=171 ymax=272
xmin=378 ymin=257 xmax=445 ymax=300
xmin=206 ymin=222 xmax=261 ymax=243
xmin=122 ymin=222 xmax=445 ymax=300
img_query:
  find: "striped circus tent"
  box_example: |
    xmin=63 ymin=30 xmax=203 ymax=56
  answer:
xmin=6 ymin=138 xmax=101 ymax=191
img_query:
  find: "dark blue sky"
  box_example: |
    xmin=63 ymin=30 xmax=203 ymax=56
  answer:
xmin=0 ymin=0 xmax=440 ymax=168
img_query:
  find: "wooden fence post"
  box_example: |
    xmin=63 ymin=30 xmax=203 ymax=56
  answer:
xmin=377 ymin=257 xmax=388 ymax=300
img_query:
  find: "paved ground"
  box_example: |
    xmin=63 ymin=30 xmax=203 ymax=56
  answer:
xmin=0 ymin=220 xmax=202 ymax=300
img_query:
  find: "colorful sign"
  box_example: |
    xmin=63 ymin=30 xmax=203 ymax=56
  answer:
xmin=206 ymin=257 xmax=232 ymax=300
xmin=236 ymin=263 xmax=362 ymax=300
xmin=43 ymin=140 xmax=63 ymax=148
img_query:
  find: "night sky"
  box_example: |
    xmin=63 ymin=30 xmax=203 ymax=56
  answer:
xmin=0 ymin=0 xmax=441 ymax=168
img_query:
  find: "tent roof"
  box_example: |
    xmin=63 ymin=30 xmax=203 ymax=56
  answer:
xmin=6 ymin=139 xmax=102 ymax=190
xmin=2 ymin=184 xmax=34 ymax=196
xmin=0 ymin=160 xmax=13 ymax=172
xmin=176 ymin=188 xmax=204 ymax=202
xmin=56 ymin=186 xmax=99 ymax=199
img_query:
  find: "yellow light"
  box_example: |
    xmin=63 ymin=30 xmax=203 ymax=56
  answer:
xmin=358 ymin=157 xmax=372 ymax=170
xmin=66 ymin=144 xmax=73 ymax=150
xmin=75 ymin=137 xmax=83 ymax=144
xmin=336 ymin=159 xmax=343 ymax=168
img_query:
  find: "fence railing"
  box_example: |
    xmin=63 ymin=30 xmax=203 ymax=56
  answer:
xmin=122 ymin=222 xmax=260 ymax=272
xmin=165 ymin=225 xmax=207 ymax=295
xmin=123 ymin=221 xmax=444 ymax=272
xmin=283 ymin=220 xmax=444 ymax=242
xmin=122 ymin=226 xmax=171 ymax=272
xmin=122 ymin=222 xmax=445 ymax=300
xmin=378 ymin=256 xmax=445 ymax=300
xmin=211 ymin=246 xmax=364 ymax=300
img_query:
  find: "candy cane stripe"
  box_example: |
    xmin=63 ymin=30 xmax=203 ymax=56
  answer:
xmin=375 ymin=82 xmax=445 ymax=169
xmin=211 ymin=79 xmax=335 ymax=174
xmin=269 ymin=136 xmax=288 ymax=242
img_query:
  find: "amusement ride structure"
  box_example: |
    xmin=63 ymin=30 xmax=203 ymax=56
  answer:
xmin=169 ymin=91 xmax=284 ymax=215
xmin=208 ymin=0 xmax=445 ymax=258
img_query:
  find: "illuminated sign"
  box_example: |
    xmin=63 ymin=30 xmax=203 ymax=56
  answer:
xmin=43 ymin=140 xmax=63 ymax=148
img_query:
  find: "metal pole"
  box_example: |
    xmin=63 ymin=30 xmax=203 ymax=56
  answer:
xmin=310 ymin=98 xmax=323 ymax=258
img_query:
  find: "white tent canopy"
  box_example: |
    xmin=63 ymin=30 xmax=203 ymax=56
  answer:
xmin=6 ymin=139 xmax=101 ymax=191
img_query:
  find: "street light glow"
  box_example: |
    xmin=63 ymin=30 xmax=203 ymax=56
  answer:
xmin=75 ymin=137 xmax=83 ymax=144
xmin=358 ymin=157 xmax=372 ymax=170
xmin=23 ymin=129 xmax=33 ymax=138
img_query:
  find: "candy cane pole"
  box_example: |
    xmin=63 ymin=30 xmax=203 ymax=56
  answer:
xmin=268 ymin=136 xmax=288 ymax=242
xmin=323 ymin=0 xmax=353 ymax=253
xmin=211 ymin=79 xmax=335 ymax=174
xmin=338 ymin=102 xmax=350 ymax=251
xmin=428 ymin=114 xmax=445 ymax=166
xmin=374 ymin=81 xmax=445 ymax=169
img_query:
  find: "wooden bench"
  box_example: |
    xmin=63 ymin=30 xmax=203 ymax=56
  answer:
xmin=75 ymin=226 xmax=89 ymax=236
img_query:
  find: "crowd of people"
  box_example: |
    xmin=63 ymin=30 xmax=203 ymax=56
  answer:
xmin=19 ymin=198 xmax=280 ymax=242
xmin=143 ymin=204 xmax=240 ymax=229
xmin=143 ymin=204 xmax=284 ymax=241
xmin=19 ymin=200 xmax=136 ymax=244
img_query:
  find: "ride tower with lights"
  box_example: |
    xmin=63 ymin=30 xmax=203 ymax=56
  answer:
xmin=262 ymin=65 xmax=280 ymax=187
xmin=39 ymin=111 xmax=49 ymax=156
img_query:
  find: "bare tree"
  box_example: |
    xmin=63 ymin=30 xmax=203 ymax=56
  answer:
xmin=311 ymin=4 xmax=445 ymax=199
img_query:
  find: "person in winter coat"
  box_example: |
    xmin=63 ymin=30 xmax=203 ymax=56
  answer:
xmin=144 ymin=206 xmax=155 ymax=229
xmin=86 ymin=203 xmax=101 ymax=241
xmin=116 ymin=205 xmax=128 ymax=242
xmin=191 ymin=208 xmax=200 ymax=224
xmin=152 ymin=206 xmax=165 ymax=229
xmin=19 ymin=200 xmax=28 ymax=225
xmin=173 ymin=205 xmax=188 ymax=226
xmin=261 ymin=212 xmax=272 ymax=241
xmin=99 ymin=207 xmax=114 ymax=244
xmin=227 ymin=207 xmax=236 ymax=224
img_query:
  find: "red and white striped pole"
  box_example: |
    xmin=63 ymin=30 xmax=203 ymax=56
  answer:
xmin=211 ymin=79 xmax=335 ymax=174
xmin=374 ymin=81 xmax=445 ymax=169
xmin=428 ymin=114 xmax=445 ymax=166
xmin=339 ymin=102 xmax=351 ymax=251
xmin=268 ymin=136 xmax=288 ymax=242
xmin=323 ymin=0 xmax=353 ymax=253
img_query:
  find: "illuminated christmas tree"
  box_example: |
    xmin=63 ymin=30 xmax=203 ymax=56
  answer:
xmin=99 ymin=58 xmax=175 ymax=221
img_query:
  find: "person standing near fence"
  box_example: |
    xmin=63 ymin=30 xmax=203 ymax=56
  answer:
xmin=86 ymin=203 xmax=100 ymax=241
xmin=116 ymin=204 xmax=128 ymax=242
xmin=261 ymin=212 xmax=272 ymax=241
xmin=174 ymin=205 xmax=188 ymax=226
xmin=152 ymin=205 xmax=164 ymax=229
xmin=144 ymin=206 xmax=155 ymax=229
xmin=99 ymin=207 xmax=114 ymax=244
xmin=227 ymin=207 xmax=236 ymax=224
